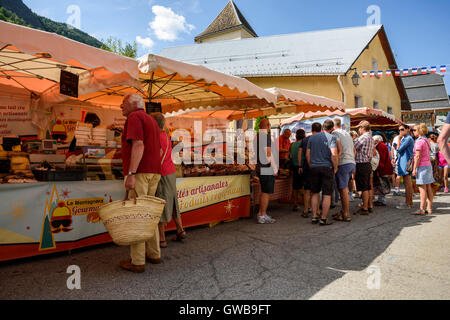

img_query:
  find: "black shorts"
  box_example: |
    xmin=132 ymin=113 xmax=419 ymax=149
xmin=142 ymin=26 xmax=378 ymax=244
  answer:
xmin=292 ymin=166 xmax=302 ymax=190
xmin=302 ymin=167 xmax=311 ymax=191
xmin=258 ymin=174 xmax=275 ymax=194
xmin=309 ymin=166 xmax=335 ymax=196
xmin=356 ymin=162 xmax=372 ymax=192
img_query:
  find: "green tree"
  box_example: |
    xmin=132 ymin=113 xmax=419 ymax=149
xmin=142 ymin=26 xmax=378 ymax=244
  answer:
xmin=101 ymin=37 xmax=137 ymax=59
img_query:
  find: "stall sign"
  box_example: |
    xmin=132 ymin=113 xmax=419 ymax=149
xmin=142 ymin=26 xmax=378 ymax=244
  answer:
xmin=0 ymin=96 xmax=37 ymax=136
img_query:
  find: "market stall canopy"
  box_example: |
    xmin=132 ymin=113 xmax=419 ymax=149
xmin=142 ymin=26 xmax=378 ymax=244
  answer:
xmin=167 ymin=107 xmax=290 ymax=121
xmin=165 ymin=86 xmax=346 ymax=121
xmin=297 ymin=107 xmax=403 ymax=130
xmin=0 ymin=20 xmax=139 ymax=112
xmin=267 ymin=87 xmax=346 ymax=114
xmin=77 ymin=54 xmax=277 ymax=112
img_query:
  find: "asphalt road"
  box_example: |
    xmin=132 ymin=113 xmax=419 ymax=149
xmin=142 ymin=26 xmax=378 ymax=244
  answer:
xmin=1 ymin=190 xmax=449 ymax=300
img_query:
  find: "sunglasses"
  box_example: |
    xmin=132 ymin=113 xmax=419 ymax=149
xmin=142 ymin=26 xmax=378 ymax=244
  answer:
xmin=399 ymin=128 xmax=405 ymax=131
xmin=411 ymin=129 xmax=417 ymax=132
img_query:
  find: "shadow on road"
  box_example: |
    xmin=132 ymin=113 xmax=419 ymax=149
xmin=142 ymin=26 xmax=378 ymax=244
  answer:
xmin=0 ymin=193 xmax=448 ymax=299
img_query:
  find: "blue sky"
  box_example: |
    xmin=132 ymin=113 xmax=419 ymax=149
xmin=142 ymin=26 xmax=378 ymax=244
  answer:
xmin=23 ymin=0 xmax=450 ymax=89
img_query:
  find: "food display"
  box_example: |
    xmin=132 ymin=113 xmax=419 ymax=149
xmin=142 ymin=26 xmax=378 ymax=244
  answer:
xmin=176 ymin=142 xmax=256 ymax=178
xmin=74 ymin=122 xmax=118 ymax=147
xmin=0 ymin=148 xmax=38 ymax=184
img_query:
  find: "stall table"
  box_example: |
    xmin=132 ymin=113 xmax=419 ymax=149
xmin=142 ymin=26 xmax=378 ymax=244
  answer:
xmin=250 ymin=177 xmax=293 ymax=215
xmin=0 ymin=175 xmax=251 ymax=262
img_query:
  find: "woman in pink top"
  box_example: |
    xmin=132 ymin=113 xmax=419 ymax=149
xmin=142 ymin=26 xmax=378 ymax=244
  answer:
xmin=437 ymin=151 xmax=449 ymax=193
xmin=411 ymin=123 xmax=435 ymax=215
xmin=151 ymin=113 xmax=186 ymax=248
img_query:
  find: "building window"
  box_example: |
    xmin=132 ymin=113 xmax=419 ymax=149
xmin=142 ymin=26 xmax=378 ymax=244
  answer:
xmin=354 ymin=95 xmax=362 ymax=108
xmin=387 ymin=106 xmax=393 ymax=114
xmin=373 ymin=101 xmax=379 ymax=109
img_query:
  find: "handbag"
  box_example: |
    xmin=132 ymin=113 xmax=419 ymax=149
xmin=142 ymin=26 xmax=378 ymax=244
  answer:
xmin=98 ymin=189 xmax=166 ymax=246
xmin=406 ymin=157 xmax=414 ymax=173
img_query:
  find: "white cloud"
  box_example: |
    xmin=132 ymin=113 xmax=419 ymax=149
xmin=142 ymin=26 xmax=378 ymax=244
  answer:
xmin=149 ymin=5 xmax=195 ymax=41
xmin=136 ymin=36 xmax=155 ymax=50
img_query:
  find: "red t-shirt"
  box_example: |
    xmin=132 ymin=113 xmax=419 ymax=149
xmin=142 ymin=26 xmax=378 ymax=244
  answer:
xmin=279 ymin=135 xmax=291 ymax=160
xmin=160 ymin=131 xmax=176 ymax=176
xmin=122 ymin=109 xmax=161 ymax=175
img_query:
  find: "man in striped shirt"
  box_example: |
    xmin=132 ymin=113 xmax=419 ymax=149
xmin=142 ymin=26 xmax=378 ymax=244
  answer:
xmin=354 ymin=120 xmax=374 ymax=215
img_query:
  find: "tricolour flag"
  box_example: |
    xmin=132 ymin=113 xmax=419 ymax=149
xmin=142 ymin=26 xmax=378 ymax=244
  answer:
xmin=385 ymin=70 xmax=392 ymax=76
xmin=403 ymin=69 xmax=409 ymax=76
xmin=412 ymin=68 xmax=418 ymax=75
xmin=421 ymin=67 xmax=428 ymax=74
xmin=362 ymin=71 xmax=368 ymax=78
xmin=440 ymin=65 xmax=447 ymax=73
xmin=430 ymin=66 xmax=437 ymax=73
xmin=395 ymin=70 xmax=401 ymax=76
xmin=378 ymin=70 xmax=383 ymax=77
xmin=370 ymin=71 xmax=375 ymax=77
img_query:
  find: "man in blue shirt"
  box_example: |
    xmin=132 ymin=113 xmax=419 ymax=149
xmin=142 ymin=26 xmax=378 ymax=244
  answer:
xmin=306 ymin=120 xmax=338 ymax=226
xmin=437 ymin=112 xmax=450 ymax=164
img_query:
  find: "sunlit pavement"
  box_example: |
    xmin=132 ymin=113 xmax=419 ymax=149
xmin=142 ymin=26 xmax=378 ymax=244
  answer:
xmin=0 ymin=190 xmax=449 ymax=300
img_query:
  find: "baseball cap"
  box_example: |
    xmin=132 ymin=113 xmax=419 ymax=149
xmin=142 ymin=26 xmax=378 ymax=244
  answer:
xmin=357 ymin=120 xmax=371 ymax=130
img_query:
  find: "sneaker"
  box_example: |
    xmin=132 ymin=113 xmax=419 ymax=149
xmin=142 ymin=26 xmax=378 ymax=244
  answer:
xmin=396 ymin=204 xmax=413 ymax=210
xmin=257 ymin=215 xmax=276 ymax=224
xmin=349 ymin=193 xmax=355 ymax=202
xmin=445 ymin=187 xmax=449 ymax=193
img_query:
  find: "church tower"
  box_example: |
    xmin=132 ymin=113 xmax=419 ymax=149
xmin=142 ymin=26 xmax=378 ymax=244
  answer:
xmin=194 ymin=0 xmax=257 ymax=43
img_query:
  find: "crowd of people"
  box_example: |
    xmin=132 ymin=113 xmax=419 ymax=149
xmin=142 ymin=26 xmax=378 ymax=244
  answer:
xmin=117 ymin=91 xmax=449 ymax=272
xmin=254 ymin=114 xmax=450 ymax=225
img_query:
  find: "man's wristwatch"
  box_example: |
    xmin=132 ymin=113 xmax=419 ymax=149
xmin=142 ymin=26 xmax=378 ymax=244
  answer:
xmin=128 ymin=171 xmax=136 ymax=176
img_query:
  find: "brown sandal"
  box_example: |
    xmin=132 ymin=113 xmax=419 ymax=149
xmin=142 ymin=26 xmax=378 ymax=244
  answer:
xmin=410 ymin=210 xmax=426 ymax=215
xmin=173 ymin=229 xmax=186 ymax=242
xmin=160 ymin=240 xmax=167 ymax=248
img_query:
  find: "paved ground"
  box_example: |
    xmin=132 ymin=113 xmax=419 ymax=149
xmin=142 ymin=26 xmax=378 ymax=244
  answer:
xmin=1 ymin=190 xmax=449 ymax=300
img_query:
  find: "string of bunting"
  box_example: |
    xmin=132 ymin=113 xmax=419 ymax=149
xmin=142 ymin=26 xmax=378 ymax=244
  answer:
xmin=360 ymin=65 xmax=446 ymax=78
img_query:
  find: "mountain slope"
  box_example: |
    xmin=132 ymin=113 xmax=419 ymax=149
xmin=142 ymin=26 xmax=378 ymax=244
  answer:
xmin=0 ymin=0 xmax=103 ymax=48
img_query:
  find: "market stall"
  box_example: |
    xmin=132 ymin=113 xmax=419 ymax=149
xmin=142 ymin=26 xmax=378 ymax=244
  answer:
xmin=0 ymin=22 xmax=280 ymax=261
xmin=165 ymin=88 xmax=348 ymax=212
xmin=300 ymin=107 xmax=403 ymax=131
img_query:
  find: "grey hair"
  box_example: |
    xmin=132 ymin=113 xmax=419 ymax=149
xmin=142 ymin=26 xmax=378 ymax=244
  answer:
xmin=373 ymin=135 xmax=383 ymax=142
xmin=124 ymin=93 xmax=145 ymax=109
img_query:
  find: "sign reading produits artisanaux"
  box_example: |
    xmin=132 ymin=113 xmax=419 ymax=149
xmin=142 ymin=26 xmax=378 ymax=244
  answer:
xmin=176 ymin=175 xmax=250 ymax=213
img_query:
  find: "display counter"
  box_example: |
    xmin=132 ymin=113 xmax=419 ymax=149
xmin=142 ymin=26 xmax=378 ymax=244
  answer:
xmin=0 ymin=175 xmax=251 ymax=262
xmin=251 ymin=176 xmax=292 ymax=205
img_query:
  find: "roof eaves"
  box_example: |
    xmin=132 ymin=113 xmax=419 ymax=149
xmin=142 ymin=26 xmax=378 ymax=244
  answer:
xmin=195 ymin=24 xmax=254 ymax=42
xmin=230 ymin=0 xmax=258 ymax=37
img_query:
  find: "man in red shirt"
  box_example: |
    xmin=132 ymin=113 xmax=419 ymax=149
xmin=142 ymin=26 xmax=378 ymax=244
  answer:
xmin=120 ymin=93 xmax=162 ymax=273
xmin=373 ymin=135 xmax=393 ymax=206
xmin=279 ymin=129 xmax=291 ymax=169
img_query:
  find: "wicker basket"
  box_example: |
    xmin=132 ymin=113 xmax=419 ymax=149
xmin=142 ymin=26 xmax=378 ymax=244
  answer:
xmin=98 ymin=189 xmax=166 ymax=246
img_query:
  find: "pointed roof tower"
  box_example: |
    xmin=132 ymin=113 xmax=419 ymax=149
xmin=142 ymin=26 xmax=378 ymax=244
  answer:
xmin=195 ymin=0 xmax=257 ymax=43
